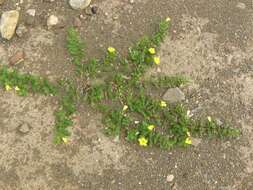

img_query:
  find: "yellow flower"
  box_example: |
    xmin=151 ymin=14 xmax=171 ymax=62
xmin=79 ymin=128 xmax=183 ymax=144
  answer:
xmin=166 ymin=17 xmax=171 ymax=22
xmin=147 ymin=125 xmax=155 ymax=131
xmin=108 ymin=47 xmax=116 ymax=54
xmin=160 ymin=100 xmax=167 ymax=107
xmin=122 ymin=105 xmax=128 ymax=111
xmin=148 ymin=48 xmax=156 ymax=55
xmin=62 ymin=137 xmax=68 ymax=144
xmin=207 ymin=116 xmax=212 ymax=122
xmin=187 ymin=131 xmax=191 ymax=137
xmin=185 ymin=137 xmax=192 ymax=145
xmin=15 ymin=86 xmax=20 ymax=91
xmin=138 ymin=137 xmax=148 ymax=147
xmin=5 ymin=84 xmax=12 ymax=91
xmin=153 ymin=56 xmax=160 ymax=65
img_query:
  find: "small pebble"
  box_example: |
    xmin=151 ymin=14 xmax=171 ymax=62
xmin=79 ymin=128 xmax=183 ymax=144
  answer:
xmin=16 ymin=24 xmax=28 ymax=37
xmin=17 ymin=123 xmax=30 ymax=134
xmin=166 ymin=174 xmax=175 ymax=182
xmin=91 ymin=5 xmax=98 ymax=14
xmin=113 ymin=15 xmax=119 ymax=20
xmin=26 ymin=9 xmax=36 ymax=17
xmin=9 ymin=50 xmax=25 ymax=65
xmin=163 ymin=87 xmax=185 ymax=103
xmin=236 ymin=2 xmax=246 ymax=9
xmin=47 ymin=15 xmax=59 ymax=28
xmin=69 ymin=0 xmax=91 ymax=10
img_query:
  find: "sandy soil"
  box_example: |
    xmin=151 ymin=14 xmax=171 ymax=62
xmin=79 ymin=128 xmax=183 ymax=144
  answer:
xmin=0 ymin=0 xmax=252 ymax=189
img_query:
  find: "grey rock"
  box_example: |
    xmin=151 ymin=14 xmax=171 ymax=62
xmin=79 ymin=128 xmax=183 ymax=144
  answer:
xmin=69 ymin=0 xmax=91 ymax=10
xmin=0 ymin=10 xmax=20 ymax=40
xmin=163 ymin=87 xmax=185 ymax=103
xmin=18 ymin=123 xmax=31 ymax=134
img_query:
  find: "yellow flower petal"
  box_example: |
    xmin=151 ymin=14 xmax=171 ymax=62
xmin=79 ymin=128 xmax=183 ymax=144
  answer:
xmin=108 ymin=47 xmax=116 ymax=54
xmin=5 ymin=84 xmax=12 ymax=91
xmin=148 ymin=48 xmax=156 ymax=55
xmin=147 ymin=125 xmax=155 ymax=131
xmin=62 ymin=137 xmax=68 ymax=144
xmin=138 ymin=137 xmax=148 ymax=147
xmin=160 ymin=100 xmax=167 ymax=107
xmin=122 ymin=105 xmax=128 ymax=111
xmin=153 ymin=56 xmax=160 ymax=65
xmin=207 ymin=116 xmax=212 ymax=122
xmin=187 ymin=131 xmax=191 ymax=137
xmin=166 ymin=17 xmax=171 ymax=22
xmin=185 ymin=137 xmax=192 ymax=145
xmin=15 ymin=86 xmax=20 ymax=91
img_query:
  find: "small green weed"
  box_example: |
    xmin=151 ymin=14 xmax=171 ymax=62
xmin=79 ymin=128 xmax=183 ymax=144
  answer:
xmin=143 ymin=75 xmax=188 ymax=89
xmin=53 ymin=79 xmax=78 ymax=144
xmin=0 ymin=17 xmax=240 ymax=148
xmin=0 ymin=66 xmax=57 ymax=96
xmin=104 ymin=109 xmax=131 ymax=136
xmin=83 ymin=58 xmax=99 ymax=77
xmin=86 ymin=85 xmax=105 ymax=105
xmin=190 ymin=118 xmax=241 ymax=139
xmin=78 ymin=18 xmax=240 ymax=149
xmin=67 ymin=27 xmax=85 ymax=74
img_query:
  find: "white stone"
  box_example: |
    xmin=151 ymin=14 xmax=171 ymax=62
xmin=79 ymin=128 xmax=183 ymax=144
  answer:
xmin=69 ymin=0 xmax=91 ymax=10
xmin=26 ymin=9 xmax=36 ymax=17
xmin=166 ymin=174 xmax=174 ymax=182
xmin=47 ymin=15 xmax=59 ymax=28
xmin=0 ymin=10 xmax=20 ymax=40
xmin=236 ymin=2 xmax=246 ymax=9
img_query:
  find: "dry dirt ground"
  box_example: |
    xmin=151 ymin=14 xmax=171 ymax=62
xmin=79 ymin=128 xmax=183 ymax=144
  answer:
xmin=0 ymin=0 xmax=253 ymax=189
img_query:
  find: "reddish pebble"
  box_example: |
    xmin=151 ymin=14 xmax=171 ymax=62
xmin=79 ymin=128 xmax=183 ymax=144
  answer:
xmin=9 ymin=50 xmax=25 ymax=65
